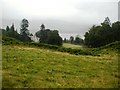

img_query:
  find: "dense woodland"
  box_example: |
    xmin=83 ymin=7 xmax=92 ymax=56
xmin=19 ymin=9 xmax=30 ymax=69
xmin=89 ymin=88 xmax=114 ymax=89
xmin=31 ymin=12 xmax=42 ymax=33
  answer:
xmin=84 ymin=17 xmax=120 ymax=47
xmin=1 ymin=17 xmax=120 ymax=48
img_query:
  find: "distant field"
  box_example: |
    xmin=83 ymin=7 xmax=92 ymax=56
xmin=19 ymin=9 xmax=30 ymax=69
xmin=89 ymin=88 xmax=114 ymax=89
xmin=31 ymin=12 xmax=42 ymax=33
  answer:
xmin=2 ymin=45 xmax=119 ymax=88
xmin=63 ymin=43 xmax=83 ymax=49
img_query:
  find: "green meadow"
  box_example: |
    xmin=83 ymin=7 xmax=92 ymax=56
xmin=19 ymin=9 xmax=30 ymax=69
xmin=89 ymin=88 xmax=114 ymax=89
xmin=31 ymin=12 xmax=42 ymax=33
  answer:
xmin=2 ymin=43 xmax=119 ymax=88
xmin=63 ymin=43 xmax=83 ymax=49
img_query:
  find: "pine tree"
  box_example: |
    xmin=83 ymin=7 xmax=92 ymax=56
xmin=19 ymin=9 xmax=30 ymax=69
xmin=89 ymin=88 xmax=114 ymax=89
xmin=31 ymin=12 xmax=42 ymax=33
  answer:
xmin=6 ymin=26 xmax=10 ymax=32
xmin=102 ymin=17 xmax=111 ymax=26
xmin=20 ymin=19 xmax=30 ymax=36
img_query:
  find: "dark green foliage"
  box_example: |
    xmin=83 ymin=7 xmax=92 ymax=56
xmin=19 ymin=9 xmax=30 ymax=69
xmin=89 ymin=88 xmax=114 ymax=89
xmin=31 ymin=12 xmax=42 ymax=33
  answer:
xmin=6 ymin=26 xmax=9 ymax=32
xmin=90 ymin=41 xmax=120 ymax=55
xmin=20 ymin=19 xmax=29 ymax=35
xmin=20 ymin=19 xmax=32 ymax=42
xmin=63 ymin=38 xmax=67 ymax=43
xmin=36 ymin=25 xmax=62 ymax=46
xmin=70 ymin=36 xmax=74 ymax=44
xmin=57 ymin=47 xmax=92 ymax=55
xmin=102 ymin=17 xmax=111 ymax=26
xmin=112 ymin=21 xmax=120 ymax=41
xmin=66 ymin=35 xmax=83 ymax=45
xmin=84 ymin=18 xmax=120 ymax=48
xmin=40 ymin=24 xmax=45 ymax=30
xmin=63 ymin=38 xmax=70 ymax=43
xmin=74 ymin=36 xmax=83 ymax=45
xmin=3 ymin=25 xmax=20 ymax=40
xmin=2 ymin=35 xmax=22 ymax=45
xmin=1 ymin=29 xmax=6 ymax=35
xmin=99 ymin=41 xmax=120 ymax=51
xmin=2 ymin=19 xmax=32 ymax=42
xmin=36 ymin=29 xmax=51 ymax=43
xmin=47 ymin=30 xmax=62 ymax=46
xmin=18 ymin=34 xmax=32 ymax=42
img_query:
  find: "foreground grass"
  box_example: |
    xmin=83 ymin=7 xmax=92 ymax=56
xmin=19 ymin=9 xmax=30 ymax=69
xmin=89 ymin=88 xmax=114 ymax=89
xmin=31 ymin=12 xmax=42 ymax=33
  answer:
xmin=2 ymin=45 xmax=119 ymax=88
xmin=0 ymin=44 xmax=2 ymax=89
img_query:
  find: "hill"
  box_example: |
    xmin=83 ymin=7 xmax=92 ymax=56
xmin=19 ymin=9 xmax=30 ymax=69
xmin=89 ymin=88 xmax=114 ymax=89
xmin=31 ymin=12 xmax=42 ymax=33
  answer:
xmin=2 ymin=36 xmax=93 ymax=56
xmin=99 ymin=41 xmax=120 ymax=51
xmin=2 ymin=35 xmax=22 ymax=45
xmin=2 ymin=43 xmax=119 ymax=88
xmin=2 ymin=36 xmax=120 ymax=55
xmin=91 ymin=41 xmax=120 ymax=55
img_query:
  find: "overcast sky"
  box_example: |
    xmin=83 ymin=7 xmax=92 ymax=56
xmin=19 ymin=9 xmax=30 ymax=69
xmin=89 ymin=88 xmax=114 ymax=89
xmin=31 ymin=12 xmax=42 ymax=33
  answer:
xmin=0 ymin=0 xmax=119 ymax=39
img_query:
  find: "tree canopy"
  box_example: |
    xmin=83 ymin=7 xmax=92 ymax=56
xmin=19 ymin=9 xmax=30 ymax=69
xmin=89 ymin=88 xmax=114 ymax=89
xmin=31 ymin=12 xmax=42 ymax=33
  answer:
xmin=20 ymin=19 xmax=32 ymax=42
xmin=2 ymin=19 xmax=32 ymax=42
xmin=20 ymin=19 xmax=30 ymax=36
xmin=84 ymin=17 xmax=120 ymax=47
xmin=36 ymin=24 xmax=62 ymax=46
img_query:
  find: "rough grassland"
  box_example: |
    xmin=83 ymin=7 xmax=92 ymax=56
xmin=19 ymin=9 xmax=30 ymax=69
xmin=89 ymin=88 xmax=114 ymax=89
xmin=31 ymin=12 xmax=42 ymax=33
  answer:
xmin=0 ymin=44 xmax=2 ymax=89
xmin=63 ymin=43 xmax=83 ymax=49
xmin=2 ymin=45 xmax=119 ymax=88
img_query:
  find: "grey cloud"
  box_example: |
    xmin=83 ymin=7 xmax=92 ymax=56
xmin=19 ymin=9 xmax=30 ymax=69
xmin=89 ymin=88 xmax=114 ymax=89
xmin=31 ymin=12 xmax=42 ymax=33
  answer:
xmin=1 ymin=1 xmax=118 ymax=39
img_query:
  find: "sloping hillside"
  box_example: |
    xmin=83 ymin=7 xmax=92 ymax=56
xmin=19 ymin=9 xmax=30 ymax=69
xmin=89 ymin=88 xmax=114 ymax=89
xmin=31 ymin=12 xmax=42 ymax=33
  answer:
xmin=99 ymin=41 xmax=120 ymax=51
xmin=2 ymin=44 xmax=119 ymax=88
xmin=91 ymin=41 xmax=120 ymax=55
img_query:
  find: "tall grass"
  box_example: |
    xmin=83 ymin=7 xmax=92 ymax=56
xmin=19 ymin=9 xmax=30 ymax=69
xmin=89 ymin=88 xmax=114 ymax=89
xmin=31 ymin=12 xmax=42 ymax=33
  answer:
xmin=2 ymin=44 xmax=119 ymax=88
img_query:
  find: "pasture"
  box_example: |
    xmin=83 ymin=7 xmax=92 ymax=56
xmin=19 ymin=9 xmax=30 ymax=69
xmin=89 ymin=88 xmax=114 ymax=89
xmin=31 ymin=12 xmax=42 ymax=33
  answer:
xmin=2 ymin=44 xmax=119 ymax=88
xmin=63 ymin=43 xmax=83 ymax=49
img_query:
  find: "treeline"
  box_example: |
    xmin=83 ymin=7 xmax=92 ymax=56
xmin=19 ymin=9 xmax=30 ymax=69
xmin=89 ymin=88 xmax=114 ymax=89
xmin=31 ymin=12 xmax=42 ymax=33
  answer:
xmin=36 ymin=24 xmax=62 ymax=46
xmin=2 ymin=25 xmax=32 ymax=42
xmin=2 ymin=19 xmax=32 ymax=42
xmin=63 ymin=35 xmax=83 ymax=45
xmin=2 ymin=17 xmax=120 ymax=48
xmin=84 ymin=17 xmax=120 ymax=47
xmin=2 ymin=19 xmax=63 ymax=46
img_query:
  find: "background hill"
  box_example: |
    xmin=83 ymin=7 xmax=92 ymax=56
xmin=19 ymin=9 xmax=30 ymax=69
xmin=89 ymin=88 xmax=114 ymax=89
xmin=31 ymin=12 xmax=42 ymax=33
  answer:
xmin=2 ymin=38 xmax=119 ymax=88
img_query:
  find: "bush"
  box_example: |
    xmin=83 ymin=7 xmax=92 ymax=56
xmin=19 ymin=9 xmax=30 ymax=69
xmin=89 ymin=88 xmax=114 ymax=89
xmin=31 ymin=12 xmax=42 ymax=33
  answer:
xmin=2 ymin=35 xmax=21 ymax=45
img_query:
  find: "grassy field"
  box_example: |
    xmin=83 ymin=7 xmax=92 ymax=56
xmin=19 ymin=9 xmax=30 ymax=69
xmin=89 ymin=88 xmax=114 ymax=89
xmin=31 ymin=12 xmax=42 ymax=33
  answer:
xmin=63 ymin=43 xmax=83 ymax=49
xmin=2 ymin=44 xmax=119 ymax=88
xmin=0 ymin=44 xmax=2 ymax=89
